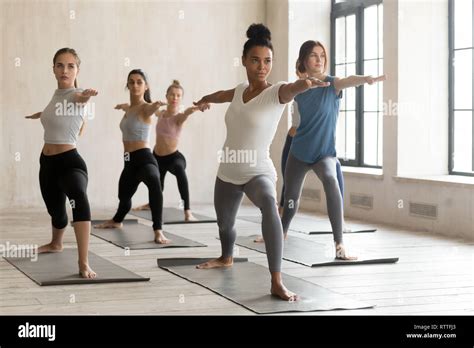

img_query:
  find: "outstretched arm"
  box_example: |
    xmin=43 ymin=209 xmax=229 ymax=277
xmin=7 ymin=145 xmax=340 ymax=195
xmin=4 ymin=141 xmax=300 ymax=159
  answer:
xmin=74 ymin=88 xmax=99 ymax=103
xmin=333 ymin=74 xmax=386 ymax=95
xmin=278 ymin=77 xmax=330 ymax=104
xmin=193 ymin=89 xmax=235 ymax=106
xmin=143 ymin=101 xmax=167 ymax=118
xmin=176 ymin=104 xmax=211 ymax=125
xmin=25 ymin=112 xmax=42 ymax=120
xmin=115 ymin=103 xmax=130 ymax=112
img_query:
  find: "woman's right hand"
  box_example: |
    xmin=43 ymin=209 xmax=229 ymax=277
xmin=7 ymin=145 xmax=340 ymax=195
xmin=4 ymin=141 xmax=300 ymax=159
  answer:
xmin=114 ymin=103 xmax=129 ymax=111
xmin=193 ymin=97 xmax=208 ymax=108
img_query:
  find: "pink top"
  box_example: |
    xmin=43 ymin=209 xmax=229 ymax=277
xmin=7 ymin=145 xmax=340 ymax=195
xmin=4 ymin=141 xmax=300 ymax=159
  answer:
xmin=156 ymin=113 xmax=182 ymax=140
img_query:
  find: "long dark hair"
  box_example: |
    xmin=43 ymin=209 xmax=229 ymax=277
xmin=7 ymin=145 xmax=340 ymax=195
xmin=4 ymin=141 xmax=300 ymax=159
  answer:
xmin=242 ymin=23 xmax=273 ymax=57
xmin=53 ymin=47 xmax=81 ymax=88
xmin=126 ymin=69 xmax=152 ymax=103
xmin=296 ymin=40 xmax=328 ymax=74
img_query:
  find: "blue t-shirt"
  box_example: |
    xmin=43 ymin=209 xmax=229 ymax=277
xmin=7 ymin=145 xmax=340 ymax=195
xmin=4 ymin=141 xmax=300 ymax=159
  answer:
xmin=290 ymin=75 xmax=342 ymax=164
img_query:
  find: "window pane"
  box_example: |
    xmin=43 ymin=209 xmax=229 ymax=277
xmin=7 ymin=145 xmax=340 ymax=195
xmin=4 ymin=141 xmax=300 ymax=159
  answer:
xmin=336 ymin=64 xmax=346 ymax=110
xmin=378 ymin=4 xmax=384 ymax=58
xmin=454 ymin=49 xmax=473 ymax=110
xmin=346 ymin=80 xmax=356 ymax=111
xmin=455 ymin=0 xmax=472 ymax=49
xmin=364 ymin=5 xmax=378 ymax=60
xmin=336 ymin=17 xmax=346 ymax=64
xmin=364 ymin=60 xmax=378 ymax=111
xmin=453 ymin=111 xmax=473 ymax=172
xmin=346 ymin=62 xmax=356 ymax=76
xmin=346 ymin=15 xmax=356 ymax=63
xmin=364 ymin=112 xmax=378 ymax=165
xmin=346 ymin=111 xmax=356 ymax=160
xmin=345 ymin=63 xmax=356 ymax=111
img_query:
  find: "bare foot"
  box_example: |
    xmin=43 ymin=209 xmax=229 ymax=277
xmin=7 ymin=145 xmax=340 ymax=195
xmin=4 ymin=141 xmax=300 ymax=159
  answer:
xmin=196 ymin=256 xmax=233 ymax=269
xmin=343 ymin=225 xmax=352 ymax=233
xmin=184 ymin=210 xmax=198 ymax=222
xmin=79 ymin=263 xmax=97 ymax=279
xmin=271 ymin=282 xmax=298 ymax=301
xmin=37 ymin=242 xmax=63 ymax=253
xmin=94 ymin=220 xmax=123 ymax=229
xmin=132 ymin=203 xmax=150 ymax=211
xmin=335 ymin=244 xmax=358 ymax=260
xmin=254 ymin=233 xmax=288 ymax=243
xmin=154 ymin=230 xmax=171 ymax=244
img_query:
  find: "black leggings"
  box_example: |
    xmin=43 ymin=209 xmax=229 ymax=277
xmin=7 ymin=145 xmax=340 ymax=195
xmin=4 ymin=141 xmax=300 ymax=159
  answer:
xmin=154 ymin=150 xmax=190 ymax=210
xmin=113 ymin=148 xmax=163 ymax=230
xmin=39 ymin=149 xmax=91 ymax=229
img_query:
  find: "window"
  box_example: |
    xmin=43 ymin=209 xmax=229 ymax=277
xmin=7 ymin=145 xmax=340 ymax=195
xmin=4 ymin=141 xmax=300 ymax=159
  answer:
xmin=449 ymin=0 xmax=474 ymax=176
xmin=331 ymin=0 xmax=383 ymax=168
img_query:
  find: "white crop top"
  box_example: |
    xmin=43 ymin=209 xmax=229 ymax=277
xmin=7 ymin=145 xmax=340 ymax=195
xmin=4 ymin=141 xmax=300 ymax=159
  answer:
xmin=40 ymin=88 xmax=85 ymax=145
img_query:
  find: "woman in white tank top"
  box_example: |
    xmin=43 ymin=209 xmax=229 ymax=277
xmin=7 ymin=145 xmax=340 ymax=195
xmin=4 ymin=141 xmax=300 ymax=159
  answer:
xmin=193 ymin=23 xmax=328 ymax=301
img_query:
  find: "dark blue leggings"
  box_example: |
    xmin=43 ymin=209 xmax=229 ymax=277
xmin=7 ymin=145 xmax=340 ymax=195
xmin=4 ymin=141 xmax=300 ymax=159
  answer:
xmin=279 ymin=134 xmax=344 ymax=207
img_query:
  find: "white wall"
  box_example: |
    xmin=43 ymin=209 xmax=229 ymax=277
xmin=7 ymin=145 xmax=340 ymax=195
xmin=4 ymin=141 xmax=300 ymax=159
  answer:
xmin=0 ymin=0 xmax=265 ymax=210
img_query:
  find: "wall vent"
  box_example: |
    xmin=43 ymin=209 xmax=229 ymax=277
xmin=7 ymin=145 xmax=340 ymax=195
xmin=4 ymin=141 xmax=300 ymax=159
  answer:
xmin=350 ymin=193 xmax=373 ymax=209
xmin=409 ymin=201 xmax=438 ymax=219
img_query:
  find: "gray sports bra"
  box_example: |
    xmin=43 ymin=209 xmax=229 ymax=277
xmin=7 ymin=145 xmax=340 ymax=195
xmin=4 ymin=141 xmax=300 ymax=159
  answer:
xmin=119 ymin=110 xmax=151 ymax=142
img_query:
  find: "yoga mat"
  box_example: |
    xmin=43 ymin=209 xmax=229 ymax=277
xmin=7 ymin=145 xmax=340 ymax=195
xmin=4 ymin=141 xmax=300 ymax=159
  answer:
xmin=158 ymin=257 xmax=374 ymax=314
xmin=235 ymin=235 xmax=398 ymax=267
xmin=3 ymin=248 xmax=149 ymax=286
xmin=92 ymin=220 xmax=206 ymax=249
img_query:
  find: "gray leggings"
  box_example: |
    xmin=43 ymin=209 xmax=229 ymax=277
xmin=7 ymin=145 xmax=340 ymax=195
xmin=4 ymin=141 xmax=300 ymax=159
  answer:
xmin=281 ymin=154 xmax=344 ymax=244
xmin=214 ymin=175 xmax=283 ymax=272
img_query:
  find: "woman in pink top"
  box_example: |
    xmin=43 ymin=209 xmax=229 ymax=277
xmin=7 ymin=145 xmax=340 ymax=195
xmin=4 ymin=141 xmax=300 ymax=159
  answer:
xmin=133 ymin=80 xmax=209 ymax=220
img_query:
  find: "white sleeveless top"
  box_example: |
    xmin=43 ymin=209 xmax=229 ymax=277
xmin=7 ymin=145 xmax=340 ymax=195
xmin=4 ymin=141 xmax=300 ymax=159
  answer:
xmin=40 ymin=88 xmax=85 ymax=145
xmin=217 ymin=81 xmax=287 ymax=185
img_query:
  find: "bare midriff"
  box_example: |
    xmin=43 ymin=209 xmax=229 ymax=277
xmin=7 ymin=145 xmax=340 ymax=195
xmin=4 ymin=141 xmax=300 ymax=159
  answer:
xmin=42 ymin=144 xmax=76 ymax=156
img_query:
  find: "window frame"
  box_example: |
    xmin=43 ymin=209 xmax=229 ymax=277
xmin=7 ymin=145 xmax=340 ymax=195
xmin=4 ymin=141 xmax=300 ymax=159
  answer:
xmin=331 ymin=0 xmax=383 ymax=168
xmin=448 ymin=0 xmax=474 ymax=176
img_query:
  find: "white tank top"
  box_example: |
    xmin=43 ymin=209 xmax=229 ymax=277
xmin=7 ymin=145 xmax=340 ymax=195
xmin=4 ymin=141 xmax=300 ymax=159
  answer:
xmin=40 ymin=88 xmax=85 ymax=145
xmin=217 ymin=81 xmax=287 ymax=185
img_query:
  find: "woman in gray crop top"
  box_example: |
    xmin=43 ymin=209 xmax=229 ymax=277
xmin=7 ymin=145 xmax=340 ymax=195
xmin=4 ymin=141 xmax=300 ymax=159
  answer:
xmin=94 ymin=69 xmax=170 ymax=244
xmin=25 ymin=47 xmax=98 ymax=279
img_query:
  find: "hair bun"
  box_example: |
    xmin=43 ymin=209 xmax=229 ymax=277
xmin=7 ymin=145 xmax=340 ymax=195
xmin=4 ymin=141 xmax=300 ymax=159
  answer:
xmin=172 ymin=79 xmax=180 ymax=86
xmin=246 ymin=23 xmax=271 ymax=41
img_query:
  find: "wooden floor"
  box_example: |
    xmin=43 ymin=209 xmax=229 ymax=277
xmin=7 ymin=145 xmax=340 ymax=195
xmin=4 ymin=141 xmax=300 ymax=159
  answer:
xmin=1 ymin=204 xmax=473 ymax=315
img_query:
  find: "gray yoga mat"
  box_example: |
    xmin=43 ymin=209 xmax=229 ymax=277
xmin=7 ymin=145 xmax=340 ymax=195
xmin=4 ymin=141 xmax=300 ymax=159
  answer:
xmin=3 ymin=248 xmax=149 ymax=286
xmin=235 ymin=235 xmax=399 ymax=267
xmin=130 ymin=207 xmax=217 ymax=224
xmin=238 ymin=215 xmax=376 ymax=234
xmin=157 ymin=257 xmax=374 ymax=314
xmin=92 ymin=220 xmax=206 ymax=249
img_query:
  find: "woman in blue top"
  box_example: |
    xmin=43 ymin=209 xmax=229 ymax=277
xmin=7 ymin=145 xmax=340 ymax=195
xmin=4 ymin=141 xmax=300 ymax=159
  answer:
xmin=281 ymin=40 xmax=385 ymax=259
